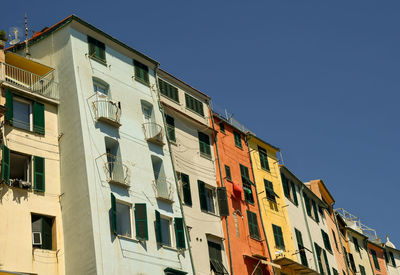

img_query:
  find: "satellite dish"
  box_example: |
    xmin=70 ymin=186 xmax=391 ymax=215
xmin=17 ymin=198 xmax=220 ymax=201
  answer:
xmin=8 ymin=26 xmax=21 ymax=45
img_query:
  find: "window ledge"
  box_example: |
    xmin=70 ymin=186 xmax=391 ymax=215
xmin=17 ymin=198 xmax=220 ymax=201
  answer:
xmin=117 ymin=235 xmax=141 ymax=243
xmin=160 ymin=245 xmax=179 ymax=252
xmin=6 ymin=122 xmax=44 ymax=136
xmin=134 ymin=76 xmax=150 ymax=87
xmin=250 ymin=236 xmax=263 ymax=242
xmin=88 ymin=55 xmax=107 ymax=66
xmin=200 ymin=210 xmax=219 ymax=217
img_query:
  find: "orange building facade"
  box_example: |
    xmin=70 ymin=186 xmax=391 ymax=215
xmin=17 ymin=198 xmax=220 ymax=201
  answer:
xmin=211 ymin=113 xmax=274 ymax=275
xmin=368 ymin=241 xmax=389 ymax=275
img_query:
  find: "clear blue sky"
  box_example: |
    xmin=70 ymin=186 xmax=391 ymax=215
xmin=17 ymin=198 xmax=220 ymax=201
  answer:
xmin=1 ymin=1 xmax=399 ymax=245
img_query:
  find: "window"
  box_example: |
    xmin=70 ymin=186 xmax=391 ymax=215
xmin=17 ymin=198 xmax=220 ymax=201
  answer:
xmin=281 ymin=173 xmax=298 ymax=205
xmin=33 ymin=156 xmax=45 ymax=192
xmin=88 ymin=36 xmax=106 ymax=63
xmin=155 ymin=211 xmax=172 ymax=247
xmin=333 ymin=268 xmax=339 ymax=275
xmin=370 ymin=249 xmax=380 ymax=270
xmin=116 ymin=201 xmax=132 ymax=238
xmin=315 ymin=243 xmax=330 ymax=275
xmin=295 ymin=228 xmax=308 ymax=267
xmin=31 ymin=214 xmax=54 ymax=250
xmin=264 ymin=179 xmax=278 ymax=202
xmin=219 ymin=122 xmax=225 ymax=133
xmin=198 ymin=180 xmax=215 ymax=214
xmin=332 ymin=230 xmax=339 ymax=250
xmin=165 ymin=114 xmax=176 ymax=142
xmin=174 ymin=217 xmax=185 ymax=249
xmin=159 ymin=78 xmax=179 ymax=102
xmin=217 ymin=187 xmax=229 ymax=217
xmin=224 ymin=165 xmax=232 ymax=181
xmin=134 ymin=203 xmax=148 ymax=240
xmin=321 ymin=230 xmax=332 ymax=252
xmin=179 ymin=172 xmax=192 ymax=206
xmin=349 ymin=253 xmax=357 ymax=272
xmin=389 ymin=251 xmax=396 ymax=267
xmin=359 ymin=265 xmax=366 ymax=275
xmin=198 ymin=131 xmax=211 ymax=157
xmin=353 ymin=237 xmax=360 ymax=252
xmin=208 ymin=240 xmax=228 ymax=275
xmin=234 ymin=131 xmax=242 ymax=148
xmin=240 ymin=164 xmax=254 ymax=203
xmin=93 ymin=79 xmax=109 ymax=97
xmin=105 ymin=137 xmax=124 ymax=184
xmin=151 ymin=156 xmax=171 ymax=201
xmin=134 ymin=60 xmax=149 ymax=85
xmin=9 ymin=151 xmax=31 ymax=188
xmin=258 ymin=146 xmax=270 ymax=171
xmin=304 ymin=192 xmax=319 ymax=222
xmin=185 ymin=93 xmax=204 ymax=116
xmin=247 ymin=210 xmax=260 ymax=240
xmin=13 ymin=98 xmax=32 ymax=131
xmin=272 ymin=224 xmax=285 ymax=249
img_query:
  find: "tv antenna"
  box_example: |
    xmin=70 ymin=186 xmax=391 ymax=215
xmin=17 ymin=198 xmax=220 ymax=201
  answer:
xmin=24 ymin=13 xmax=30 ymax=57
xmin=8 ymin=26 xmax=21 ymax=45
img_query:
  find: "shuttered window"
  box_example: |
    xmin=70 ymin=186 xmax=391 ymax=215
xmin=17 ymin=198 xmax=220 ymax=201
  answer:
xmin=312 ymin=199 xmax=319 ymax=222
xmin=88 ymin=36 xmax=106 ymax=63
xmin=389 ymin=251 xmax=396 ymax=267
xmin=224 ymin=165 xmax=232 ymax=181
xmin=110 ymin=193 xmax=117 ymax=235
xmin=332 ymin=230 xmax=339 ymax=250
xmin=349 ymin=253 xmax=357 ymax=272
xmin=247 ymin=210 xmax=260 ymax=240
xmin=258 ymin=146 xmax=269 ymax=171
xmin=217 ymin=187 xmax=229 ymax=217
xmin=198 ymin=180 xmax=208 ymax=211
xmin=33 ymin=101 xmax=45 ymax=135
xmin=185 ymin=93 xmax=204 ymax=116
xmin=165 ymin=115 xmax=176 ymax=142
xmin=134 ymin=60 xmax=149 ymax=85
xmin=359 ymin=265 xmax=366 ymax=275
xmin=295 ymin=228 xmax=308 ymax=267
xmin=219 ymin=122 xmax=225 ymax=133
xmin=353 ymin=237 xmax=360 ymax=252
xmin=208 ymin=241 xmax=228 ymax=274
xmin=32 ymin=214 xmax=53 ymax=250
xmin=323 ymin=249 xmax=331 ymax=275
xmin=303 ymin=192 xmax=311 ymax=216
xmin=5 ymin=88 xmax=13 ymax=123
xmin=180 ymin=173 xmax=192 ymax=206
xmin=315 ymin=243 xmax=324 ymax=274
xmin=134 ymin=203 xmax=148 ymax=240
xmin=333 ymin=268 xmax=339 ymax=275
xmin=291 ymin=181 xmax=298 ymax=205
xmin=321 ymin=230 xmax=332 ymax=252
xmin=264 ymin=179 xmax=277 ymax=202
xmin=159 ymin=78 xmax=179 ymax=102
xmin=281 ymin=172 xmax=290 ymax=198
xmin=272 ymin=224 xmax=285 ymax=249
xmin=1 ymin=144 xmax=10 ymax=184
xmin=240 ymin=164 xmax=254 ymax=204
xmin=370 ymin=249 xmax=380 ymax=270
xmin=33 ymin=156 xmax=45 ymax=192
xmin=234 ymin=131 xmax=242 ymax=148
xmin=198 ymin=131 xmax=211 ymax=157
xmin=174 ymin=217 xmax=185 ymax=249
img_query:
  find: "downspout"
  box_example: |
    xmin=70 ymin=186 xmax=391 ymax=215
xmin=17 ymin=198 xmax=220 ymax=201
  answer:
xmin=300 ymin=185 xmax=319 ymax=272
xmin=246 ymin=135 xmax=275 ymax=275
xmin=209 ymin=106 xmax=234 ymax=275
xmin=154 ymin=66 xmax=196 ymax=275
xmin=332 ymin=205 xmax=350 ymax=275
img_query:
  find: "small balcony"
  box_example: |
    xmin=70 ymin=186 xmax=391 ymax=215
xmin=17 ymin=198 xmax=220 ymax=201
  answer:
xmin=0 ymin=53 xmax=59 ymax=101
xmin=103 ymin=153 xmax=129 ymax=187
xmin=143 ymin=122 xmax=164 ymax=145
xmin=93 ymin=99 xmax=121 ymax=127
xmin=153 ymin=176 xmax=174 ymax=202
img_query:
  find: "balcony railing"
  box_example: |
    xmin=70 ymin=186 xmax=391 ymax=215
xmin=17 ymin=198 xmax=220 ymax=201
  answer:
xmin=103 ymin=153 xmax=130 ymax=187
xmin=153 ymin=176 xmax=174 ymax=202
xmin=143 ymin=122 xmax=164 ymax=145
xmin=93 ymin=99 xmax=121 ymax=127
xmin=1 ymin=63 xmax=59 ymax=101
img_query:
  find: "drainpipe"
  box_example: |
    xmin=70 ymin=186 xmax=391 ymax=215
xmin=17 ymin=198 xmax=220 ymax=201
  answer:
xmin=299 ymin=185 xmax=319 ymax=272
xmin=209 ymin=106 xmax=234 ymax=275
xmin=332 ymin=204 xmax=350 ymax=275
xmin=154 ymin=66 xmax=196 ymax=275
xmin=246 ymin=134 xmax=275 ymax=275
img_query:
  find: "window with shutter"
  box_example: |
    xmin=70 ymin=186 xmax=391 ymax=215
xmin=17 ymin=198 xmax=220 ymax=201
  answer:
xmin=322 ymin=249 xmax=331 ymax=275
xmin=198 ymin=180 xmax=207 ymax=211
xmin=272 ymin=224 xmax=285 ymax=249
xmin=217 ymin=187 xmax=229 ymax=217
xmin=180 ymin=173 xmax=192 ymax=206
xmin=224 ymin=165 xmax=232 ymax=181
xmin=134 ymin=60 xmax=149 ymax=85
xmin=281 ymin=173 xmax=290 ymax=198
xmin=1 ymin=144 xmax=10 ymax=184
xmin=295 ymin=228 xmax=308 ymax=267
xmin=33 ymin=156 xmax=45 ymax=192
xmin=321 ymin=230 xmax=332 ymax=252
xmin=159 ymin=78 xmax=179 ymax=102
xmin=290 ymin=181 xmax=298 ymax=205
xmin=5 ymin=88 xmax=13 ymax=123
xmin=185 ymin=93 xmax=204 ymax=116
xmin=219 ymin=122 xmax=225 ymax=133
xmin=303 ymin=192 xmax=311 ymax=216
xmin=258 ymin=146 xmax=270 ymax=171
xmin=349 ymin=253 xmax=356 ymax=272
xmin=208 ymin=241 xmax=228 ymax=274
xmin=88 ymin=36 xmax=106 ymax=63
xmin=332 ymin=230 xmax=339 ymax=250
xmin=389 ymin=251 xmax=396 ymax=267
xmin=240 ymin=164 xmax=254 ymax=203
xmin=135 ymin=203 xmax=148 ymax=240
xmin=110 ymin=193 xmax=117 ymax=235
xmin=32 ymin=214 xmax=54 ymax=250
xmin=315 ymin=243 xmax=324 ymax=274
xmin=198 ymin=131 xmax=211 ymax=157
xmin=353 ymin=237 xmax=360 ymax=252
xmin=247 ymin=211 xmax=260 ymax=240
xmin=371 ymin=249 xmax=380 ymax=270
xmin=33 ymin=101 xmax=45 ymax=135
xmin=234 ymin=131 xmax=242 ymax=148
xmin=174 ymin=217 xmax=185 ymax=249
xmin=312 ymin=200 xmax=319 ymax=222
xmin=165 ymin=114 xmax=176 ymax=142
xmin=155 ymin=210 xmax=162 ymax=243
xmin=359 ymin=265 xmax=366 ymax=275
xmin=264 ymin=179 xmax=277 ymax=202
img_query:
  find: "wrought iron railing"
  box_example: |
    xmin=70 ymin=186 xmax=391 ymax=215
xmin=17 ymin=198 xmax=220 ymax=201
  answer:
xmin=143 ymin=122 xmax=164 ymax=145
xmin=103 ymin=153 xmax=129 ymax=187
xmin=93 ymin=99 xmax=121 ymax=126
xmin=153 ymin=176 xmax=174 ymax=202
xmin=0 ymin=63 xmax=59 ymax=100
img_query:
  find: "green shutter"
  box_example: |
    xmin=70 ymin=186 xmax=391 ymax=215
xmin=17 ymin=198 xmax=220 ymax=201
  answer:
xmin=41 ymin=217 xmax=52 ymax=250
xmin=134 ymin=60 xmax=149 ymax=84
xmin=217 ymin=187 xmax=229 ymax=217
xmin=155 ymin=210 xmax=162 ymax=243
xmin=359 ymin=265 xmax=366 ymax=275
xmin=333 ymin=268 xmax=339 ymax=275
xmin=234 ymin=131 xmax=242 ymax=148
xmin=281 ymin=173 xmax=290 ymax=198
xmin=224 ymin=165 xmax=231 ymax=181
xmin=181 ymin=173 xmax=192 ymax=206
xmin=291 ymin=181 xmax=298 ymax=205
xmin=198 ymin=180 xmax=207 ymax=211
xmin=174 ymin=217 xmax=185 ymax=249
xmin=322 ymin=230 xmax=332 ymax=251
xmin=5 ymin=88 xmax=13 ymax=123
xmin=323 ymin=249 xmax=331 ymax=275
xmin=371 ymin=249 xmax=380 ymax=270
xmin=134 ymin=203 xmax=148 ymax=240
xmin=315 ymin=243 xmax=324 ymax=274
xmin=258 ymin=146 xmax=270 ymax=171
xmin=312 ymin=200 xmax=319 ymax=222
xmin=34 ymin=156 xmax=45 ymax=192
xmin=1 ymin=144 xmax=10 ymax=184
xmin=273 ymin=225 xmax=285 ymax=249
xmin=295 ymin=228 xmax=308 ymax=267
xmin=247 ymin=211 xmax=260 ymax=239
xmin=303 ymin=192 xmax=311 ymax=216
xmin=389 ymin=251 xmax=396 ymax=267
xmin=349 ymin=253 xmax=356 ymax=272
xmin=198 ymin=132 xmax=211 ymax=157
xmin=33 ymin=101 xmax=45 ymax=135
xmin=110 ymin=193 xmax=117 ymax=235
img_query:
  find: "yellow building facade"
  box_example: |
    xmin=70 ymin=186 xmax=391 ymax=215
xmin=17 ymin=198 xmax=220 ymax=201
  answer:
xmin=247 ymin=134 xmax=297 ymax=275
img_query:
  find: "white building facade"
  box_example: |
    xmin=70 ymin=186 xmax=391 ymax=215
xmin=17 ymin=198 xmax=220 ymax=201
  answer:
xmin=10 ymin=15 xmax=194 ymax=275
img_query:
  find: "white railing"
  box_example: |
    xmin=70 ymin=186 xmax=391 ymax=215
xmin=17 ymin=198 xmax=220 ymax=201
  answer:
xmin=153 ymin=176 xmax=174 ymax=202
xmin=103 ymin=153 xmax=129 ymax=187
xmin=93 ymin=99 xmax=121 ymax=126
xmin=143 ymin=122 xmax=164 ymax=145
xmin=0 ymin=63 xmax=59 ymax=100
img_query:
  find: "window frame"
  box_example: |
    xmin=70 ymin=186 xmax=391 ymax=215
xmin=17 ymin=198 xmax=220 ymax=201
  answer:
xmin=272 ymin=224 xmax=285 ymax=250
xmin=115 ymin=199 xmax=133 ymax=239
xmin=233 ymin=131 xmax=242 ymax=149
xmin=185 ymin=93 xmax=204 ymax=116
xmin=159 ymin=78 xmax=179 ymax=102
xmin=219 ymin=122 xmax=225 ymax=133
xmin=159 ymin=215 xmax=173 ymax=247
xmin=240 ymin=164 xmax=254 ymax=204
xmin=198 ymin=131 xmax=211 ymax=158
xmin=31 ymin=213 xmax=55 ymax=251
xmin=13 ymin=96 xmax=33 ymax=132
xmin=247 ymin=210 xmax=261 ymax=240
xmin=258 ymin=146 xmax=270 ymax=171
xmin=224 ymin=165 xmax=232 ymax=181
xmin=9 ymin=150 xmax=31 ymax=184
xmin=165 ymin=114 xmax=176 ymax=143
xmin=88 ymin=36 xmax=106 ymax=64
xmin=134 ymin=59 xmax=150 ymax=86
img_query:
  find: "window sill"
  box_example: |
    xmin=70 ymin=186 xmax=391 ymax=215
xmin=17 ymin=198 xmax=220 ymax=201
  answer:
xmin=201 ymin=209 xmax=219 ymax=217
xmin=134 ymin=76 xmax=150 ymax=87
xmin=160 ymin=244 xmax=179 ymax=252
xmin=7 ymin=123 xmax=44 ymax=136
xmin=89 ymin=55 xmax=107 ymax=66
xmin=117 ymin=235 xmax=144 ymax=243
xmin=250 ymin=236 xmax=262 ymax=242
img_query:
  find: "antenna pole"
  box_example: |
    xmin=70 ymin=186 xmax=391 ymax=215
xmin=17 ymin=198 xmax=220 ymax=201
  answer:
xmin=24 ymin=13 xmax=30 ymax=58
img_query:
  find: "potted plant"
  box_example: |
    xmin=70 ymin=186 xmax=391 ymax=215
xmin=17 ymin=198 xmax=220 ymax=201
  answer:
xmin=0 ymin=30 xmax=8 ymax=49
